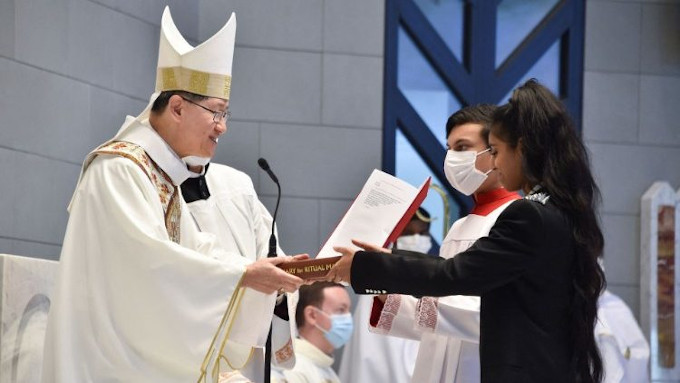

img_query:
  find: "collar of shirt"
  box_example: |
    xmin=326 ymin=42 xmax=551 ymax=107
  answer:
xmin=294 ymin=338 xmax=335 ymax=367
xmin=471 ymin=187 xmax=521 ymax=216
xmin=117 ymin=119 xmax=193 ymax=186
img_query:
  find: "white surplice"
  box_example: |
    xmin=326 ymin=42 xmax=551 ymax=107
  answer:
xmin=272 ymin=338 xmax=340 ymax=383
xmin=369 ymin=199 xmax=515 ymax=383
xmin=338 ymin=295 xmax=419 ymax=383
xmin=42 ymin=120 xmax=281 ymax=383
xmin=187 ymin=162 xmax=298 ymax=382
xmin=596 ymin=290 xmax=650 ymax=383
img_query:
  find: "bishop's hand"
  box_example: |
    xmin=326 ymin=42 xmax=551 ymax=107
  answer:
xmin=242 ymin=254 xmax=308 ymax=294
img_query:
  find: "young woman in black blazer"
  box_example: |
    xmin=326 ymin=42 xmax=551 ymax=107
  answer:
xmin=328 ymin=79 xmax=606 ymax=383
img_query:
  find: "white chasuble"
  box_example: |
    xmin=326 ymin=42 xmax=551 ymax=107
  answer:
xmin=596 ymin=290 xmax=650 ymax=383
xmin=41 ymin=121 xmax=278 ymax=383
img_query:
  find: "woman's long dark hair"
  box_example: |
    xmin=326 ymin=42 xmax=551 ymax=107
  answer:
xmin=492 ymin=79 xmax=606 ymax=383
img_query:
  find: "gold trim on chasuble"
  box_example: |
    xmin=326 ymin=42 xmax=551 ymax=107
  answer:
xmin=93 ymin=142 xmax=251 ymax=381
xmin=93 ymin=141 xmax=181 ymax=243
xmin=197 ymin=273 xmax=253 ymax=383
xmin=157 ymin=67 xmax=232 ymax=99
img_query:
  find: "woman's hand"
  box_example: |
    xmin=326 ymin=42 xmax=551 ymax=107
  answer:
xmin=351 ymin=239 xmax=391 ymax=254
xmin=326 ymin=246 xmax=356 ymax=284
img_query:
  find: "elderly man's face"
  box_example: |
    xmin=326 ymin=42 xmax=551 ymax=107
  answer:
xmin=175 ymin=97 xmax=229 ymax=158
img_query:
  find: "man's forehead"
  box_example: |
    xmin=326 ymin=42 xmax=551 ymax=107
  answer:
xmin=323 ymin=286 xmax=350 ymax=305
xmin=449 ymin=122 xmax=484 ymax=140
xmin=449 ymin=132 xmax=484 ymax=147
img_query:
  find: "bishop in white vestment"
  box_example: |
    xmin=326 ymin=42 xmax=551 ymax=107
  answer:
xmin=42 ymin=7 xmax=303 ymax=383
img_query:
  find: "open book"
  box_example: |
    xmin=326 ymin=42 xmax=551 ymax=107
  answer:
xmin=278 ymin=169 xmax=430 ymax=279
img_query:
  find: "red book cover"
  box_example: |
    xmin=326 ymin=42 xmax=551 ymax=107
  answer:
xmin=383 ymin=177 xmax=431 ymax=246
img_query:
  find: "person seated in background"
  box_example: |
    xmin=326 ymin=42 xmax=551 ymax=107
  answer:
xmin=273 ymin=282 xmax=353 ymax=383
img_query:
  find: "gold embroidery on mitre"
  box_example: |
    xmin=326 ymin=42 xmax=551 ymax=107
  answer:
xmin=160 ymin=67 xmax=178 ymax=90
xmin=189 ymin=70 xmax=210 ymax=95
xmin=156 ymin=67 xmax=232 ymax=99
xmin=222 ymin=76 xmax=231 ymax=99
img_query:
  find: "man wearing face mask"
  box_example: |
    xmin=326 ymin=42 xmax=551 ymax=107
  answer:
xmin=394 ymin=207 xmax=439 ymax=255
xmin=338 ymin=208 xmax=434 ymax=383
xmin=272 ymin=282 xmax=353 ymax=383
xmin=366 ymin=104 xmax=520 ymax=383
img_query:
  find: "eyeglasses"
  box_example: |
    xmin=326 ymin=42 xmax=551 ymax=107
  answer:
xmin=181 ymin=97 xmax=231 ymax=123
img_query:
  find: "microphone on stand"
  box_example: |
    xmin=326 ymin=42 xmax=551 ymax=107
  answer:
xmin=258 ymin=157 xmax=281 ymax=383
xmin=258 ymin=158 xmax=280 ymax=258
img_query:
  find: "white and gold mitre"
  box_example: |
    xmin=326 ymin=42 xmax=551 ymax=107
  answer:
xmin=155 ymin=6 xmax=236 ymax=100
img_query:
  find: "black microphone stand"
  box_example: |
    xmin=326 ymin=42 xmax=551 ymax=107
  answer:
xmin=258 ymin=158 xmax=280 ymax=383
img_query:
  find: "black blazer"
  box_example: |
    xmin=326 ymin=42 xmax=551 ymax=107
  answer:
xmin=352 ymin=196 xmax=576 ymax=383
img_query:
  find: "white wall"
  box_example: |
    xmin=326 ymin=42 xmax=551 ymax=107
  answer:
xmin=0 ymin=0 xmax=386 ymax=262
xmin=199 ymin=0 xmax=385 ymax=256
xmin=583 ymin=0 xmax=680 ymax=320
xmin=0 ymin=0 xmax=198 ymax=259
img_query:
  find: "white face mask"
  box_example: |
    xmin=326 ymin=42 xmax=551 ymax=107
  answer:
xmin=443 ymin=148 xmax=493 ymax=196
xmin=396 ymin=234 xmax=432 ymax=253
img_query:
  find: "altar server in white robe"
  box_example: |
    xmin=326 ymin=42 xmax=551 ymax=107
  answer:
xmin=366 ymin=105 xmax=520 ymax=383
xmin=181 ymin=162 xmax=301 ymax=381
xmin=42 ymin=7 xmax=305 ymax=383
xmin=596 ymin=289 xmax=650 ymax=382
xmin=338 ymin=210 xmax=434 ymax=383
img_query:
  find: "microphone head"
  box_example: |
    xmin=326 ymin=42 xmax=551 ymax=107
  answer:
xmin=257 ymin=158 xmax=270 ymax=171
